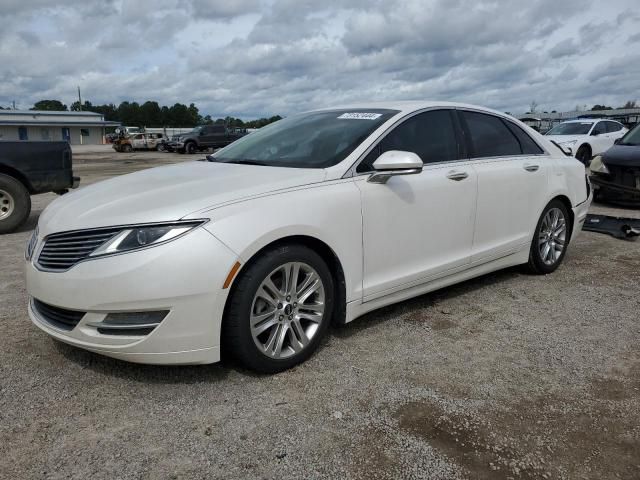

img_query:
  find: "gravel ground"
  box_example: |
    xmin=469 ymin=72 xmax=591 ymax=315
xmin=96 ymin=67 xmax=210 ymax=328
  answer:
xmin=1 ymin=150 xmax=639 ymax=480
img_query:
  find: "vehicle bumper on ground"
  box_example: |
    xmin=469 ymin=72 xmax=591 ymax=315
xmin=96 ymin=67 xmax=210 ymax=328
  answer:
xmin=25 ymin=227 xmax=238 ymax=365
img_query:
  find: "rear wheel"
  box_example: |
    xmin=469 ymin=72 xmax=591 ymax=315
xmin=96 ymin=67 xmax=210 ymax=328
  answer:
xmin=185 ymin=142 xmax=197 ymax=154
xmin=122 ymin=144 xmax=133 ymax=153
xmin=526 ymin=200 xmax=570 ymax=274
xmin=0 ymin=174 xmax=31 ymax=234
xmin=575 ymin=145 xmax=591 ymax=164
xmin=223 ymin=244 xmax=334 ymax=373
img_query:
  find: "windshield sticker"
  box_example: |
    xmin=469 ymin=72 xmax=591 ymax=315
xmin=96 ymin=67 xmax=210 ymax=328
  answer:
xmin=338 ymin=112 xmax=383 ymax=120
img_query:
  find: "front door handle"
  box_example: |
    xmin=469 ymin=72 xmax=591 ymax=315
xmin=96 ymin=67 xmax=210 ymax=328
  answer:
xmin=524 ymin=164 xmax=540 ymax=172
xmin=446 ymin=170 xmax=469 ymax=181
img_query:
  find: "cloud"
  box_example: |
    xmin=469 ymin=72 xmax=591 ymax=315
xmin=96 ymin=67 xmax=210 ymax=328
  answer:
xmin=1 ymin=0 xmax=639 ymax=116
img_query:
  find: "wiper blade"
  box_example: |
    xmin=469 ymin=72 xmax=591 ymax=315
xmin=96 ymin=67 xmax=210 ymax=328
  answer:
xmin=223 ymin=159 xmax=271 ymax=166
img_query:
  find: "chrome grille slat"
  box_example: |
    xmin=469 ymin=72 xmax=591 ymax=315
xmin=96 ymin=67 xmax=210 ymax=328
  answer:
xmin=37 ymin=227 xmax=122 ymax=271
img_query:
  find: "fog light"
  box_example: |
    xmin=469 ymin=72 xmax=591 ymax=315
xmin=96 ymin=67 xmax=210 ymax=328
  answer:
xmin=87 ymin=310 xmax=169 ymax=336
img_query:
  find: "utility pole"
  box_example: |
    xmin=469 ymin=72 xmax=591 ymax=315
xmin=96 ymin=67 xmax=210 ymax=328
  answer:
xmin=77 ymin=86 xmax=82 ymax=111
xmin=12 ymin=100 xmax=15 ymax=110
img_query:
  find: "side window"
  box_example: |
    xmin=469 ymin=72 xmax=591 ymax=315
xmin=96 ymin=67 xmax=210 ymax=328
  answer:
xmin=462 ymin=111 xmax=521 ymax=157
xmin=356 ymin=110 xmax=459 ymax=173
xmin=592 ymin=122 xmax=606 ymax=135
xmin=504 ymin=121 xmax=544 ymax=155
xmin=211 ymin=125 xmax=225 ymax=134
xmin=606 ymin=121 xmax=622 ymax=133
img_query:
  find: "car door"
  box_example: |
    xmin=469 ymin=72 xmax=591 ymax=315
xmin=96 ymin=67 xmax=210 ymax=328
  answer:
xmin=605 ymin=121 xmax=627 ymax=142
xmin=589 ymin=121 xmax=612 ymax=155
xmin=459 ymin=110 xmax=549 ymax=263
xmin=356 ymin=109 xmax=478 ymax=300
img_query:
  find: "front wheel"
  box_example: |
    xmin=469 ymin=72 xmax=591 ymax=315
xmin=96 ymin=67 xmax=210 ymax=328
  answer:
xmin=526 ymin=200 xmax=571 ymax=274
xmin=0 ymin=174 xmax=31 ymax=234
xmin=223 ymin=244 xmax=334 ymax=373
xmin=185 ymin=142 xmax=197 ymax=154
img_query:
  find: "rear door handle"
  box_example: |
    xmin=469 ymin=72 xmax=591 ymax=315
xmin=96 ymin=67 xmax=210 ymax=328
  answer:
xmin=446 ymin=170 xmax=469 ymax=181
xmin=524 ymin=164 xmax=540 ymax=172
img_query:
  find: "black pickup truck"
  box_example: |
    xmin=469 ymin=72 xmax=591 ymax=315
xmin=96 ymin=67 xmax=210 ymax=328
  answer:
xmin=170 ymin=125 xmax=248 ymax=154
xmin=0 ymin=142 xmax=79 ymax=233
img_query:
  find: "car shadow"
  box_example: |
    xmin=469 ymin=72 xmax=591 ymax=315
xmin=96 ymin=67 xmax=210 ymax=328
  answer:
xmin=331 ymin=266 xmax=522 ymax=339
xmin=52 ymin=340 xmax=233 ymax=384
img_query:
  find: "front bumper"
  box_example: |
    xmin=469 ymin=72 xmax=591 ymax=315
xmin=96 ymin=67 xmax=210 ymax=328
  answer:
xmin=571 ymin=190 xmax=593 ymax=243
xmin=25 ymin=227 xmax=239 ymax=365
xmin=590 ymin=174 xmax=640 ymax=204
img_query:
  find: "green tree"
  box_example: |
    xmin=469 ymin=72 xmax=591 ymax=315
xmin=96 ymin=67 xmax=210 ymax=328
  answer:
xmin=32 ymin=99 xmax=68 ymax=111
xmin=140 ymin=101 xmax=162 ymax=127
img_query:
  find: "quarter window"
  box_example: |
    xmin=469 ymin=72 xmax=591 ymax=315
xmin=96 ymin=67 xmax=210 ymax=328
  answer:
xmin=504 ymin=122 xmax=544 ymax=155
xmin=462 ymin=111 xmax=521 ymax=158
xmin=356 ymin=110 xmax=459 ymax=172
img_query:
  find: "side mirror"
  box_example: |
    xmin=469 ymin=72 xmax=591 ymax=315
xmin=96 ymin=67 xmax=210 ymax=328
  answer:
xmin=368 ymin=150 xmax=423 ymax=184
xmin=614 ymin=138 xmax=621 ymax=145
xmin=591 ymin=131 xmax=600 ymax=136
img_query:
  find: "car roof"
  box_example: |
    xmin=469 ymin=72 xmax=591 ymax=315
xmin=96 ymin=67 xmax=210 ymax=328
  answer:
xmin=308 ymin=101 xmax=511 ymax=118
xmin=560 ymin=118 xmax=620 ymax=124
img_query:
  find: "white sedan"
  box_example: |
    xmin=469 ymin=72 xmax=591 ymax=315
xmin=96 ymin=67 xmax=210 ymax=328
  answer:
xmin=545 ymin=119 xmax=627 ymax=163
xmin=25 ymin=102 xmax=592 ymax=373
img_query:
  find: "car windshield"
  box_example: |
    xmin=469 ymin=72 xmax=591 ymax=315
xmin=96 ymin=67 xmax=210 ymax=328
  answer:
xmin=546 ymin=122 xmax=593 ymax=135
xmin=619 ymin=124 xmax=640 ymax=146
xmin=210 ymin=109 xmax=398 ymax=168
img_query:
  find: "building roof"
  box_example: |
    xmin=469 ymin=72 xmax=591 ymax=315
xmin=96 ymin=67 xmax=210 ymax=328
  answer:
xmin=0 ymin=109 xmax=102 ymax=116
xmin=0 ymin=109 xmax=120 ymax=127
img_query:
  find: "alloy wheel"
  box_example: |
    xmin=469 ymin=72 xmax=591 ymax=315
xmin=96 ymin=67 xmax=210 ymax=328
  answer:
xmin=250 ymin=262 xmax=325 ymax=359
xmin=538 ymin=207 xmax=567 ymax=266
xmin=0 ymin=189 xmax=15 ymax=220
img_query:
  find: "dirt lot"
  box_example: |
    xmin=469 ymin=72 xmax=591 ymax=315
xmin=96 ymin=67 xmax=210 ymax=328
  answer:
xmin=1 ymin=149 xmax=639 ymax=479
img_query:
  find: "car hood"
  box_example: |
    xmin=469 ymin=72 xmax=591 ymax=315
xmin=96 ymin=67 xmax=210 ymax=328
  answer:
xmin=602 ymin=144 xmax=640 ymax=167
xmin=38 ymin=161 xmax=327 ymax=235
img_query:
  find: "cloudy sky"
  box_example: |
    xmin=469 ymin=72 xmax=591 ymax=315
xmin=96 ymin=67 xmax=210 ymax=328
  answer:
xmin=1 ymin=0 xmax=639 ymax=118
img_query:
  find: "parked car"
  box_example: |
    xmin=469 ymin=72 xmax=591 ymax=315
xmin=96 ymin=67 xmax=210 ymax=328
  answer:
xmin=545 ymin=119 xmax=627 ymax=163
xmin=0 ymin=141 xmax=79 ymax=233
xmin=113 ymin=133 xmax=166 ymax=152
xmin=25 ymin=102 xmax=591 ymax=372
xmin=589 ymin=122 xmax=640 ymax=205
xmin=169 ymin=125 xmax=248 ymax=154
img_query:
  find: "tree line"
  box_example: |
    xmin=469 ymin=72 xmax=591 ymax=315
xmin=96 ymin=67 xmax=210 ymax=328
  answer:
xmin=6 ymin=99 xmax=282 ymax=129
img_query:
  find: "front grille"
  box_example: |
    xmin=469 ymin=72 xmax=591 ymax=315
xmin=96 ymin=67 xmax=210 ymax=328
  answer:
xmin=608 ymin=165 xmax=640 ymax=189
xmin=37 ymin=227 xmax=122 ymax=271
xmin=32 ymin=299 xmax=86 ymax=331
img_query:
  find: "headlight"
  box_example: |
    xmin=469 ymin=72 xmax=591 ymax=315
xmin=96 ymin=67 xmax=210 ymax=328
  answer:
xmin=25 ymin=226 xmax=39 ymax=261
xmin=589 ymin=155 xmax=609 ymax=174
xmin=559 ymin=140 xmax=577 ymax=146
xmin=89 ymin=221 xmax=206 ymax=257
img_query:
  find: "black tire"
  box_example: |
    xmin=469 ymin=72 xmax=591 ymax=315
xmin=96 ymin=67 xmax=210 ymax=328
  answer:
xmin=0 ymin=174 xmax=31 ymax=234
xmin=156 ymin=144 xmax=165 ymax=152
xmin=575 ymin=145 xmax=591 ymax=164
xmin=526 ymin=199 xmax=571 ymax=275
xmin=223 ymin=244 xmax=334 ymax=373
xmin=185 ymin=142 xmax=197 ymax=154
xmin=122 ymin=144 xmax=133 ymax=153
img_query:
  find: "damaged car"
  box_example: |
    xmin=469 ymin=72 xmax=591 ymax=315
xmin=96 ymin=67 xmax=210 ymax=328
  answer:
xmin=545 ymin=119 xmax=627 ymax=163
xmin=589 ymin=122 xmax=640 ymax=205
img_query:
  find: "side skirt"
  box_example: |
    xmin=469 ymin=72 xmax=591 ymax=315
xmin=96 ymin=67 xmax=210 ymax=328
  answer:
xmin=344 ymin=248 xmax=529 ymax=324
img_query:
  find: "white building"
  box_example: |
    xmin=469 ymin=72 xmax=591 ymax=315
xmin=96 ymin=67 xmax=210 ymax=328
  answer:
xmin=0 ymin=110 xmax=120 ymax=145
